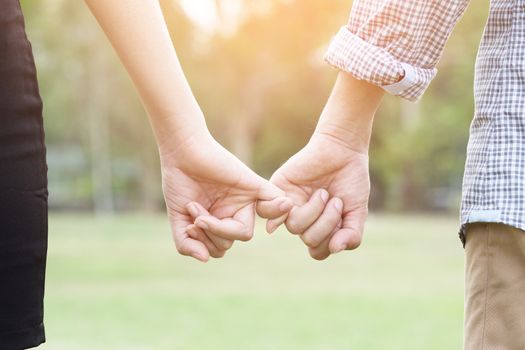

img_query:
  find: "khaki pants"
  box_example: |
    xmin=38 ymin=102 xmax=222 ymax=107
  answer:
xmin=464 ymin=223 xmax=525 ymax=350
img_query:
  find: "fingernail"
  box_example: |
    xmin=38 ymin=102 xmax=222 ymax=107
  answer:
xmin=334 ymin=198 xmax=343 ymax=212
xmin=279 ymin=198 xmax=293 ymax=212
xmin=320 ymin=189 xmax=329 ymax=203
xmin=191 ymin=252 xmax=206 ymax=262
xmin=332 ymin=244 xmax=346 ymax=254
xmin=267 ymin=222 xmax=278 ymax=234
xmin=196 ymin=218 xmax=209 ymax=230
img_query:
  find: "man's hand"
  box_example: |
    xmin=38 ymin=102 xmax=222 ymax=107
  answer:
xmin=160 ymin=130 xmax=292 ymax=262
xmin=261 ymin=73 xmax=384 ymax=260
xmin=265 ymin=132 xmax=370 ymax=260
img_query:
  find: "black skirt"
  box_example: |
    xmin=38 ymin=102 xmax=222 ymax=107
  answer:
xmin=0 ymin=0 xmax=48 ymax=349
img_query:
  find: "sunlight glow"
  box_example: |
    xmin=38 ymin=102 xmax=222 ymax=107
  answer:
xmin=179 ymin=0 xmax=245 ymax=35
xmin=180 ymin=0 xmax=220 ymax=33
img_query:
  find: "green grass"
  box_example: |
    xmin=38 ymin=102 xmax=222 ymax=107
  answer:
xmin=40 ymin=213 xmax=464 ymax=350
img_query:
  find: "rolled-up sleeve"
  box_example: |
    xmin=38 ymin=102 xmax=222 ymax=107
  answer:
xmin=325 ymin=0 xmax=471 ymax=101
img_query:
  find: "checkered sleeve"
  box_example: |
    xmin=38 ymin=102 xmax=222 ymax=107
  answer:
xmin=325 ymin=0 xmax=471 ymax=101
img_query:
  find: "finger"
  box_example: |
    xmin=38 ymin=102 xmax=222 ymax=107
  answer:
xmin=195 ymin=203 xmax=255 ymax=241
xmin=256 ymin=196 xmax=293 ymax=220
xmin=187 ymin=225 xmax=226 ymax=259
xmin=329 ymin=207 xmax=368 ymax=254
xmin=170 ymin=213 xmax=210 ymax=262
xmin=308 ymin=220 xmax=342 ymax=261
xmin=190 ymin=222 xmax=234 ymax=252
xmin=286 ymin=189 xmax=329 ymax=235
xmin=308 ymin=236 xmax=331 ymax=261
xmin=186 ymin=201 xmax=210 ymax=219
xmin=207 ymin=233 xmax=234 ymax=251
xmin=186 ymin=202 xmax=234 ymax=250
xmin=209 ymin=235 xmax=233 ymax=251
xmin=266 ymin=213 xmax=288 ymax=234
xmin=256 ymin=178 xmax=287 ymax=201
xmin=300 ymin=197 xmax=343 ymax=248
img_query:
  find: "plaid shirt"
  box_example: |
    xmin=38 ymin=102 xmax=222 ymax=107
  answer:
xmin=325 ymin=0 xmax=525 ymax=236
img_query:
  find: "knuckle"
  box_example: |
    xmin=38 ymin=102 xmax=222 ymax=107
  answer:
xmin=211 ymin=250 xmax=226 ymax=259
xmin=239 ymin=228 xmax=254 ymax=242
xmin=218 ymin=240 xmax=233 ymax=250
xmin=256 ymin=202 xmax=269 ymax=217
xmin=285 ymin=218 xmax=303 ymax=234
xmin=237 ymin=226 xmax=253 ymax=242
xmin=302 ymin=235 xmax=321 ymax=248
xmin=175 ymin=245 xmax=189 ymax=256
xmin=346 ymin=234 xmax=363 ymax=250
xmin=309 ymin=249 xmax=329 ymax=261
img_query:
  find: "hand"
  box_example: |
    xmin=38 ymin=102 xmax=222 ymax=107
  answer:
xmin=264 ymin=131 xmax=370 ymax=260
xmin=262 ymin=73 xmax=383 ymax=260
xmin=160 ymin=130 xmax=292 ymax=262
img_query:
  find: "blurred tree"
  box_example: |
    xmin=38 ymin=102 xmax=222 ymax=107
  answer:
xmin=22 ymin=0 xmax=117 ymax=213
xmin=20 ymin=0 xmax=491 ymax=213
xmin=183 ymin=0 xmax=349 ymax=172
xmin=370 ymin=0 xmax=489 ymax=211
xmin=22 ymin=0 xmax=195 ymax=212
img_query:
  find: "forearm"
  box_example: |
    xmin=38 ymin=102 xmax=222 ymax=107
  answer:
xmin=84 ymin=0 xmax=207 ymax=152
xmin=314 ymin=72 xmax=384 ymax=154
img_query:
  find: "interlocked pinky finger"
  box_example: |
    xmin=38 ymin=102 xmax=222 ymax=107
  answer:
xmin=256 ymin=196 xmax=293 ymax=220
xmin=266 ymin=213 xmax=288 ymax=234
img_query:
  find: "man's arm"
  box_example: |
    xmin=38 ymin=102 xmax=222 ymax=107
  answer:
xmin=264 ymin=73 xmax=383 ymax=259
xmin=265 ymin=0 xmax=472 ymax=259
xmin=325 ymin=0 xmax=471 ymax=101
xmin=314 ymin=73 xmax=384 ymax=155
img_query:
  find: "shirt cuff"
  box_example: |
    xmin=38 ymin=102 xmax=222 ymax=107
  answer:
xmin=324 ymin=26 xmax=437 ymax=101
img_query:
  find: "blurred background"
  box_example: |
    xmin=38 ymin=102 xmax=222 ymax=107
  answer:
xmin=19 ymin=0 xmax=489 ymax=349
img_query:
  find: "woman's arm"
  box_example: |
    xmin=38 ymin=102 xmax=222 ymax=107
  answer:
xmin=83 ymin=0 xmax=292 ymax=261
xmin=84 ymin=0 xmax=205 ymax=152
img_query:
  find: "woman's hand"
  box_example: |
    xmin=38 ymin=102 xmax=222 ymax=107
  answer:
xmin=84 ymin=0 xmax=292 ymax=261
xmin=160 ymin=130 xmax=292 ymax=262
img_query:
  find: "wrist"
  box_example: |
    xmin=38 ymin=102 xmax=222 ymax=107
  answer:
xmin=155 ymin=115 xmax=212 ymax=159
xmin=313 ymin=72 xmax=384 ymax=154
xmin=313 ymin=122 xmax=372 ymax=155
xmin=144 ymin=83 xmax=209 ymax=152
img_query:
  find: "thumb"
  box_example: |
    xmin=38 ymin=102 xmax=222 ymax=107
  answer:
xmin=328 ymin=208 xmax=367 ymax=254
xmin=255 ymin=177 xmax=293 ymax=220
xmin=256 ymin=175 xmax=286 ymax=201
xmin=256 ymin=197 xmax=293 ymax=220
